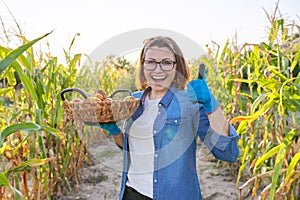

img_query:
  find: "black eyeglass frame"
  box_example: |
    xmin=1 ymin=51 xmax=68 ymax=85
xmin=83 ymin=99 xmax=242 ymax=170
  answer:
xmin=143 ymin=59 xmax=177 ymax=71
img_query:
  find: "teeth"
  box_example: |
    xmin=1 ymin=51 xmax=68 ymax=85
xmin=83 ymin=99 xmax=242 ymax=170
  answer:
xmin=152 ymin=75 xmax=166 ymax=80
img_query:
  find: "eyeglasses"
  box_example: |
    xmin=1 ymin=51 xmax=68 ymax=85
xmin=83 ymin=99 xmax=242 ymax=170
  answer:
xmin=143 ymin=58 xmax=176 ymax=71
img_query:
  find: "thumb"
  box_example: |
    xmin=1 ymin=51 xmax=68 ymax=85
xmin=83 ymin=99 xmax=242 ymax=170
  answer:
xmin=198 ymin=63 xmax=206 ymax=80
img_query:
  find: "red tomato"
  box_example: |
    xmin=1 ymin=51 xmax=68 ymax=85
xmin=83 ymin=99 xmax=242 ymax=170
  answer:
xmin=72 ymin=98 xmax=82 ymax=103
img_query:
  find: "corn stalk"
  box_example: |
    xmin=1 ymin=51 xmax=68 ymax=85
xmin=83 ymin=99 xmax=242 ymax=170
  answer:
xmin=0 ymin=32 xmax=87 ymax=199
xmin=206 ymin=6 xmax=300 ymax=200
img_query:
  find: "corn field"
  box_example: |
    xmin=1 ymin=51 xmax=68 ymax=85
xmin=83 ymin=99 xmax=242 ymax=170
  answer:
xmin=0 ymin=6 xmax=299 ymax=200
xmin=201 ymin=8 xmax=300 ymax=200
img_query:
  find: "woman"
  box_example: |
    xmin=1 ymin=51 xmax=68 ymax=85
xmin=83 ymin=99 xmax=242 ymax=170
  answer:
xmin=92 ymin=36 xmax=239 ymax=200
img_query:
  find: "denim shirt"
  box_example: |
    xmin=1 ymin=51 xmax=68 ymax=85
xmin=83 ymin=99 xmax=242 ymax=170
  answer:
xmin=118 ymin=86 xmax=239 ymax=200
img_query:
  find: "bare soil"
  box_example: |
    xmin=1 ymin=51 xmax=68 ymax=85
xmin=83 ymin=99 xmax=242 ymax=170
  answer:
xmin=59 ymin=133 xmax=247 ymax=200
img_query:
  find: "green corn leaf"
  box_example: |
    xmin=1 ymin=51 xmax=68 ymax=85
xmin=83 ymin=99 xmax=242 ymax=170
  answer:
xmin=0 ymin=122 xmax=41 ymax=148
xmin=251 ymin=93 xmax=268 ymax=114
xmin=68 ymin=33 xmax=80 ymax=51
xmin=228 ymin=78 xmax=255 ymax=84
xmin=218 ymin=40 xmax=229 ymax=64
xmin=253 ymin=44 xmax=259 ymax=58
xmin=0 ymin=46 xmax=9 ymax=57
xmin=11 ymin=187 xmax=25 ymax=200
xmin=258 ymin=79 xmax=278 ymax=91
xmin=270 ymin=130 xmax=296 ymax=200
xmin=291 ymin=51 xmax=300 ymax=71
xmin=38 ymin=130 xmax=47 ymax=158
xmin=254 ymin=144 xmax=282 ymax=170
xmin=236 ymin=121 xmax=248 ymax=135
xmin=35 ymin=80 xmax=45 ymax=110
xmin=3 ymin=66 xmax=15 ymax=84
xmin=0 ymin=172 xmax=24 ymax=199
xmin=268 ymin=66 xmax=287 ymax=81
xmin=41 ymin=126 xmax=65 ymax=139
xmin=9 ymin=109 xmax=35 ymax=123
xmin=236 ymin=163 xmax=245 ymax=188
xmin=0 ymin=48 xmax=37 ymax=101
xmin=285 ymin=152 xmax=300 ymax=181
xmin=15 ymin=53 xmax=31 ymax=71
xmin=69 ymin=53 xmax=81 ymax=71
xmin=280 ymin=78 xmax=300 ymax=112
xmin=0 ymin=31 xmax=52 ymax=75
xmin=0 ymin=122 xmax=65 ymax=148
xmin=260 ymin=42 xmax=272 ymax=51
xmin=284 ymin=91 xmax=300 ymax=112
xmin=5 ymin=158 xmax=50 ymax=176
xmin=237 ymin=92 xmax=253 ymax=99
xmin=60 ymin=147 xmax=72 ymax=177
xmin=236 ymin=145 xmax=249 ymax=187
xmin=0 ymin=173 xmax=11 ymax=187
xmin=13 ymin=63 xmax=38 ymax=101
xmin=268 ymin=20 xmax=279 ymax=45
xmin=270 ymin=145 xmax=287 ymax=200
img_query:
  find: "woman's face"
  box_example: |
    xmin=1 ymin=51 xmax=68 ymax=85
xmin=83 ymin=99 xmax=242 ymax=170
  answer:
xmin=143 ymin=46 xmax=176 ymax=98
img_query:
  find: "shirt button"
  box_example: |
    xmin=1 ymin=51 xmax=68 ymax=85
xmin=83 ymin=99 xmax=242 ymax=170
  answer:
xmin=154 ymin=153 xmax=158 ymax=157
xmin=153 ymin=130 xmax=157 ymax=134
xmin=154 ymin=179 xmax=157 ymax=183
xmin=158 ymin=112 xmax=161 ymax=115
xmin=158 ymin=104 xmax=162 ymax=107
xmin=174 ymin=120 xmax=178 ymax=123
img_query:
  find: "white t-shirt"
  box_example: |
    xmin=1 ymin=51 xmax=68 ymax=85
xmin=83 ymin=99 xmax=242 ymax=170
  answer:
xmin=126 ymin=95 xmax=160 ymax=198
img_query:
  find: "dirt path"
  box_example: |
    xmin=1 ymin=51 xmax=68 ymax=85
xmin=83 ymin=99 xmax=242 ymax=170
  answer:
xmin=60 ymin=135 xmax=243 ymax=200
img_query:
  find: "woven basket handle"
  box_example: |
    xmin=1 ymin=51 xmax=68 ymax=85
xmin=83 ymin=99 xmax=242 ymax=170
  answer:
xmin=110 ymin=89 xmax=132 ymax=98
xmin=60 ymin=88 xmax=88 ymax=101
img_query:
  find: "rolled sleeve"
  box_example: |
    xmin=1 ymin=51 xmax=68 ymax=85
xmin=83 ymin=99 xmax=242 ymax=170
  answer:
xmin=203 ymin=123 xmax=240 ymax=162
xmin=204 ymin=124 xmax=238 ymax=151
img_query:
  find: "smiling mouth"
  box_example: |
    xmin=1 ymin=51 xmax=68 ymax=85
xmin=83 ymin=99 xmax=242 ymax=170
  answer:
xmin=151 ymin=75 xmax=167 ymax=82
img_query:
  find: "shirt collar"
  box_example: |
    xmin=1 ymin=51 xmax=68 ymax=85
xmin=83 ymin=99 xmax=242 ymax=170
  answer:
xmin=140 ymin=84 xmax=176 ymax=107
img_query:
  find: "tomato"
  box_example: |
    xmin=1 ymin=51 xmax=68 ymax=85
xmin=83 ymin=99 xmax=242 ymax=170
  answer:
xmin=72 ymin=98 xmax=82 ymax=103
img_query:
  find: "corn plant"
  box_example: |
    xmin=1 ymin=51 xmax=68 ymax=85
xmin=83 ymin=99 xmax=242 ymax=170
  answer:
xmin=0 ymin=29 xmax=88 ymax=199
xmin=205 ymin=7 xmax=299 ymax=200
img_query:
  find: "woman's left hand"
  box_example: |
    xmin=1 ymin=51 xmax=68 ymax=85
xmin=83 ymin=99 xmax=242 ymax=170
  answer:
xmin=187 ymin=75 xmax=219 ymax=113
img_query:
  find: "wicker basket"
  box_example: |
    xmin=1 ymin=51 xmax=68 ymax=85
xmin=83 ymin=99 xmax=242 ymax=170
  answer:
xmin=61 ymin=88 xmax=140 ymax=123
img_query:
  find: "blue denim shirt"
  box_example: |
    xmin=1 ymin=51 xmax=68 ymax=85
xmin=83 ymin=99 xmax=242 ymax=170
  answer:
xmin=119 ymin=86 xmax=239 ymax=200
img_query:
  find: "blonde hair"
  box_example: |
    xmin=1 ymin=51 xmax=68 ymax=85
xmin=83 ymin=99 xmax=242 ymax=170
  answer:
xmin=136 ymin=36 xmax=190 ymax=90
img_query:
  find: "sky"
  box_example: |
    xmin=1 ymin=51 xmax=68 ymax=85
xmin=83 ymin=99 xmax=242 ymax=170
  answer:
xmin=0 ymin=0 xmax=299 ymax=62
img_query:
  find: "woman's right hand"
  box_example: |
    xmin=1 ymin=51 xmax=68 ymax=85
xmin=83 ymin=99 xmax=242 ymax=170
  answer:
xmin=85 ymin=122 xmax=120 ymax=135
